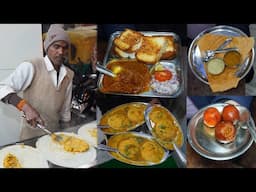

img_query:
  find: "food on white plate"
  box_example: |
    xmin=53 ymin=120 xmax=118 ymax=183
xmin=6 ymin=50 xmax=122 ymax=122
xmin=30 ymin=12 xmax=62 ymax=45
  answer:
xmin=36 ymin=132 xmax=96 ymax=168
xmin=207 ymin=58 xmax=225 ymax=75
xmin=78 ymin=121 xmax=105 ymax=146
xmin=55 ymin=134 xmax=89 ymax=153
xmin=0 ymin=145 xmax=48 ymax=168
xmin=3 ymin=153 xmax=21 ymax=168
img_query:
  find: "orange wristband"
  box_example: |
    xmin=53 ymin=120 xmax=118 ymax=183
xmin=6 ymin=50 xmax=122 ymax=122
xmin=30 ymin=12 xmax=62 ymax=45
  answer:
xmin=16 ymin=99 xmax=27 ymax=111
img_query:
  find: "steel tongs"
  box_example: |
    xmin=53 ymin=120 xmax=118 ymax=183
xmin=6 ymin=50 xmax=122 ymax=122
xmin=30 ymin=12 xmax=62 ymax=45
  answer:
xmin=202 ymin=37 xmax=233 ymax=62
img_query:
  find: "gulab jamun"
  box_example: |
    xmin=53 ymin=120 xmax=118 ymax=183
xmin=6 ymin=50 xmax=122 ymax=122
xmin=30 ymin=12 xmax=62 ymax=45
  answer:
xmin=215 ymin=121 xmax=236 ymax=143
xmin=203 ymin=107 xmax=221 ymax=127
xmin=222 ymin=104 xmax=240 ymax=123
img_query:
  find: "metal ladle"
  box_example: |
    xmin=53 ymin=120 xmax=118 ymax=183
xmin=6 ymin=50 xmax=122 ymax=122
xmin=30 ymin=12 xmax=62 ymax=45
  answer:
xmin=144 ymin=104 xmax=187 ymax=168
xmin=97 ymin=144 xmax=155 ymax=165
xmin=201 ymin=37 xmax=233 ymax=62
xmin=96 ymin=62 xmax=116 ymax=78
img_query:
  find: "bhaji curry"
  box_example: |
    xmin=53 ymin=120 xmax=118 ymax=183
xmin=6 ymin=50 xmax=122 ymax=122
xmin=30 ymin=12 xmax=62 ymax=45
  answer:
xmin=108 ymin=133 xmax=165 ymax=165
xmin=99 ymin=102 xmax=147 ymax=134
xmin=53 ymin=134 xmax=89 ymax=153
xmin=149 ymin=106 xmax=183 ymax=150
xmin=101 ymin=59 xmax=151 ymax=94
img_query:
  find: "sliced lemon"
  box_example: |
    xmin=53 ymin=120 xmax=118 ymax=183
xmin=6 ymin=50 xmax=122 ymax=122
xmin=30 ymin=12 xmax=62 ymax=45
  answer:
xmin=112 ymin=66 xmax=122 ymax=74
xmin=154 ymin=63 xmax=165 ymax=72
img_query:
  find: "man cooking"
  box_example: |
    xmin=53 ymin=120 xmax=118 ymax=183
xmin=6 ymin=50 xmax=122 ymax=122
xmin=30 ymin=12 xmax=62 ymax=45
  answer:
xmin=0 ymin=24 xmax=74 ymax=140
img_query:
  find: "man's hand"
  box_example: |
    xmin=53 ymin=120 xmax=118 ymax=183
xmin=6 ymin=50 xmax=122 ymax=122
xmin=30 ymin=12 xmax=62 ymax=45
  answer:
xmin=22 ymin=103 xmax=44 ymax=128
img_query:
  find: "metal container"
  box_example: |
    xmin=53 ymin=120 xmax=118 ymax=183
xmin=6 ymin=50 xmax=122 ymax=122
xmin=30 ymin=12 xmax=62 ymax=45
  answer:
xmin=98 ymin=102 xmax=148 ymax=135
xmin=105 ymin=131 xmax=170 ymax=166
xmin=188 ymin=25 xmax=255 ymax=84
xmin=187 ymin=103 xmax=253 ymax=160
xmin=144 ymin=104 xmax=184 ymax=150
xmin=97 ymin=31 xmax=183 ymax=98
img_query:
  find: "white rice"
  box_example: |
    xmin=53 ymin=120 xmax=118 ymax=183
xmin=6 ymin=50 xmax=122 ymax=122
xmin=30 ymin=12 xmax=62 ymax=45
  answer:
xmin=150 ymin=65 xmax=179 ymax=95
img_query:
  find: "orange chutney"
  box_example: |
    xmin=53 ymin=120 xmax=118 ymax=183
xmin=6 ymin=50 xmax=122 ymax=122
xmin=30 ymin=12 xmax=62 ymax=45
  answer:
xmin=223 ymin=51 xmax=241 ymax=68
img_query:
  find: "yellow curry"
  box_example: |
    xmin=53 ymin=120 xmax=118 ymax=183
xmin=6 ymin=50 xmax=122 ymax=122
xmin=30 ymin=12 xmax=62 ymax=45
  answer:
xmin=52 ymin=134 xmax=89 ymax=153
xmin=3 ymin=153 xmax=22 ymax=168
xmin=149 ymin=106 xmax=183 ymax=150
xmin=99 ymin=102 xmax=147 ymax=134
xmin=108 ymin=133 xmax=165 ymax=166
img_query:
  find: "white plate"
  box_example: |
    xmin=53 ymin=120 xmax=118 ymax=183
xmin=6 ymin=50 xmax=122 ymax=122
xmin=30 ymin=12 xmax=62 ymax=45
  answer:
xmin=36 ymin=132 xmax=96 ymax=168
xmin=77 ymin=120 xmax=105 ymax=146
xmin=0 ymin=144 xmax=49 ymax=168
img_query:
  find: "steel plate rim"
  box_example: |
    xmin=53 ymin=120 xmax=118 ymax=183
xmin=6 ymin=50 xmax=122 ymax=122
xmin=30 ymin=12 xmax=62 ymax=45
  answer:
xmin=187 ymin=103 xmax=253 ymax=161
xmin=99 ymin=102 xmax=149 ymax=135
xmin=188 ymin=25 xmax=255 ymax=85
xmin=98 ymin=30 xmax=183 ymax=98
xmin=106 ymin=131 xmax=170 ymax=166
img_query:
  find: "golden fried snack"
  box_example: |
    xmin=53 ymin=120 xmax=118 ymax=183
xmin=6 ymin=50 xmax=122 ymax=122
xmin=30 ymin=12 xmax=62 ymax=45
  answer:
xmin=3 ymin=153 xmax=22 ymax=168
xmin=154 ymin=119 xmax=178 ymax=141
xmin=141 ymin=141 xmax=164 ymax=163
xmin=127 ymin=106 xmax=145 ymax=123
xmin=117 ymin=137 xmax=140 ymax=160
xmin=149 ymin=109 xmax=166 ymax=123
xmin=107 ymin=113 xmax=131 ymax=130
xmin=55 ymin=134 xmax=89 ymax=153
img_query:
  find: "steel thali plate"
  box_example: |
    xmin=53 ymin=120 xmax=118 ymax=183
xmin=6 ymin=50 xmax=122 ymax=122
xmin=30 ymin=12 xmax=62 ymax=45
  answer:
xmin=188 ymin=25 xmax=255 ymax=84
xmin=187 ymin=103 xmax=253 ymax=160
xmin=97 ymin=31 xmax=184 ymax=98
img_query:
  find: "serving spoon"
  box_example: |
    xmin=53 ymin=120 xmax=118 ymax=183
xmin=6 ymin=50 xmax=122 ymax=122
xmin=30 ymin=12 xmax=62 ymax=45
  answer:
xmin=96 ymin=62 xmax=116 ymax=78
xmin=144 ymin=104 xmax=187 ymax=168
xmin=97 ymin=143 xmax=155 ymax=165
xmin=22 ymin=114 xmax=63 ymax=142
xmin=201 ymin=37 xmax=233 ymax=62
xmin=203 ymin=47 xmax=239 ymax=62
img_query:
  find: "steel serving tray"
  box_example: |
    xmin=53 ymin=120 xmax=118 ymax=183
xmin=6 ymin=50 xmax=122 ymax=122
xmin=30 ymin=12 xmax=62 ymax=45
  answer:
xmin=97 ymin=31 xmax=183 ymax=98
xmin=144 ymin=104 xmax=184 ymax=150
xmin=106 ymin=131 xmax=170 ymax=166
xmin=187 ymin=103 xmax=253 ymax=160
xmin=188 ymin=25 xmax=255 ymax=84
xmin=98 ymin=102 xmax=148 ymax=135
